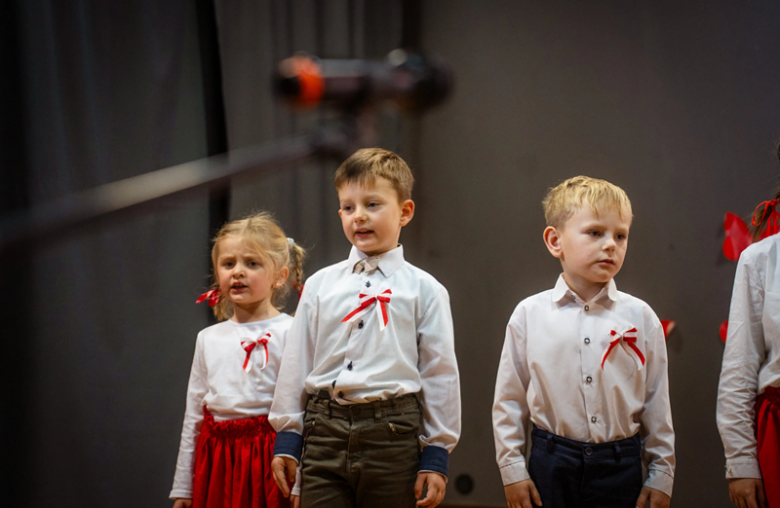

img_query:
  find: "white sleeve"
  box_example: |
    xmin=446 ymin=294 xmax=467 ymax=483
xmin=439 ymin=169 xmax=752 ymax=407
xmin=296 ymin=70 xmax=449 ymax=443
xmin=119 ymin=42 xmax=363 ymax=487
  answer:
xmin=416 ymin=286 xmax=461 ymax=453
xmin=717 ymin=253 xmax=766 ymax=479
xmin=492 ymin=307 xmax=532 ymax=486
xmin=638 ymin=318 xmax=676 ymax=497
xmin=269 ymin=283 xmax=317 ymax=439
xmin=170 ymin=334 xmax=208 ymax=499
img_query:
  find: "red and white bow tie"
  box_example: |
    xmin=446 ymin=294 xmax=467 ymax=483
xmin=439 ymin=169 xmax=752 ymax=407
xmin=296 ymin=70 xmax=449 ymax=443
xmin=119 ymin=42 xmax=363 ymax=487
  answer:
xmin=241 ymin=333 xmax=270 ymax=372
xmin=601 ymin=327 xmax=645 ymax=370
xmin=341 ymin=289 xmax=392 ymax=330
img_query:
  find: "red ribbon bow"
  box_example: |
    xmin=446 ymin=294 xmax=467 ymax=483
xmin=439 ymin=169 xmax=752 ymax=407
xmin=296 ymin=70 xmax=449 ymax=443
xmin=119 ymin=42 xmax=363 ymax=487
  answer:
xmin=241 ymin=333 xmax=270 ymax=372
xmin=196 ymin=288 xmax=221 ymax=307
xmin=341 ymin=289 xmax=392 ymax=330
xmin=752 ymin=199 xmax=780 ymax=238
xmin=601 ymin=327 xmax=645 ymax=370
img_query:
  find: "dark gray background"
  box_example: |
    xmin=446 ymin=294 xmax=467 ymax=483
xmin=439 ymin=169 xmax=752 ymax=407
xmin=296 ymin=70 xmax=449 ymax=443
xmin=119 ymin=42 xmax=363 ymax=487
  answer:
xmin=3 ymin=1 xmax=780 ymax=507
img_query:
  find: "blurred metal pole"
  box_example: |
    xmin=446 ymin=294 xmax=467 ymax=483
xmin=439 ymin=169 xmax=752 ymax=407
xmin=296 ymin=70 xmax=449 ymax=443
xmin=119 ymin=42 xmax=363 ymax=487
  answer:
xmin=0 ymin=124 xmax=356 ymax=252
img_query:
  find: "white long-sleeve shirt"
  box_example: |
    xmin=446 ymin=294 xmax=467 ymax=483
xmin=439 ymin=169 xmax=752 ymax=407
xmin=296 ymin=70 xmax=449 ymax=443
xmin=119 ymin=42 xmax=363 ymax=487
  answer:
xmin=170 ymin=313 xmax=293 ymax=499
xmin=269 ymin=245 xmax=461 ymax=475
xmin=493 ymin=275 xmax=675 ymax=496
xmin=717 ymin=233 xmax=780 ymax=479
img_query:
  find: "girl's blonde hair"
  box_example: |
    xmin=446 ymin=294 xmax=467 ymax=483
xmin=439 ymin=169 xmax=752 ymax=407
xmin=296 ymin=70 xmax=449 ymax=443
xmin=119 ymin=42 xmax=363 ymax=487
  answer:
xmin=208 ymin=212 xmax=305 ymax=321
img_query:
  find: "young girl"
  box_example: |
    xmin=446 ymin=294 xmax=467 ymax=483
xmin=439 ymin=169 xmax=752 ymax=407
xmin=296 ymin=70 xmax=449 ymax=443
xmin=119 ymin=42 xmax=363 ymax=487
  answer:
xmin=170 ymin=212 xmax=305 ymax=508
xmin=717 ymin=188 xmax=780 ymax=508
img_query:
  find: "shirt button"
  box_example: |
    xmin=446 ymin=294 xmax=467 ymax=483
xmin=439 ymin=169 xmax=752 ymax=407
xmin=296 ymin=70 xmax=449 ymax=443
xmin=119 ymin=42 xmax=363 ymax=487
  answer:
xmin=584 ymin=338 xmax=590 ymax=344
xmin=591 ymin=416 xmax=597 ymax=423
xmin=338 ymin=391 xmax=344 ymax=398
xmin=358 ymin=321 xmax=364 ymax=329
xmin=586 ymin=376 xmax=592 ymax=384
xmin=584 ymin=305 xmax=590 ymax=311
xmin=365 ymin=281 xmax=371 ymax=288
xmin=347 ymin=361 xmax=353 ymax=371
xmin=585 ymin=447 xmax=593 ymax=456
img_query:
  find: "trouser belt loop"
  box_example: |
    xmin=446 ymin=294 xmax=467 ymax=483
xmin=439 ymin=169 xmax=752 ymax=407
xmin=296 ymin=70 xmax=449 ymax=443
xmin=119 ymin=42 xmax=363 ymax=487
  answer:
xmin=373 ymin=400 xmax=382 ymax=422
xmin=546 ymin=433 xmax=554 ymax=453
xmin=614 ymin=441 xmax=622 ymax=462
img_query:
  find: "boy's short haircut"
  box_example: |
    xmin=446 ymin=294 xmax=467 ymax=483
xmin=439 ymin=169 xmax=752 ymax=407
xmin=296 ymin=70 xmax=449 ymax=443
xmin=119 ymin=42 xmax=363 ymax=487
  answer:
xmin=334 ymin=148 xmax=414 ymax=202
xmin=543 ymin=175 xmax=632 ymax=229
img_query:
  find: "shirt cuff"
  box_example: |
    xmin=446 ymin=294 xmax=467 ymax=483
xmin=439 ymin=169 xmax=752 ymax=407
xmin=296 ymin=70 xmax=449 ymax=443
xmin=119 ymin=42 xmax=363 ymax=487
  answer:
xmin=645 ymin=469 xmax=674 ymax=498
xmin=725 ymin=458 xmax=762 ymax=479
xmin=499 ymin=460 xmax=530 ymax=486
xmin=169 ymin=489 xmax=193 ymax=500
xmin=274 ymin=431 xmax=303 ymax=462
xmin=420 ymin=445 xmax=449 ymax=478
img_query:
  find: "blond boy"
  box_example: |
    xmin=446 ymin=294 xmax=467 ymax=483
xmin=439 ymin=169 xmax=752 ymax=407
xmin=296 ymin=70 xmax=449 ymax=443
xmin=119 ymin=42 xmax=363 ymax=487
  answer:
xmin=269 ymin=148 xmax=461 ymax=508
xmin=493 ymin=176 xmax=675 ymax=508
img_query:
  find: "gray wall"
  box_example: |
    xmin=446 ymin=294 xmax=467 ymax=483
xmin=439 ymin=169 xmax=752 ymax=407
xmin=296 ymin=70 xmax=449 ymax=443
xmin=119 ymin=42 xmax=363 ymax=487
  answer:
xmin=414 ymin=1 xmax=780 ymax=506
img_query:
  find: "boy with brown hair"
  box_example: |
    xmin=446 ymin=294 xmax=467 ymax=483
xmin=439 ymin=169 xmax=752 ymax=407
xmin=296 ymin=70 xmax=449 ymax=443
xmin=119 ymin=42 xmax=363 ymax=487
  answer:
xmin=269 ymin=148 xmax=461 ymax=508
xmin=493 ymin=176 xmax=675 ymax=508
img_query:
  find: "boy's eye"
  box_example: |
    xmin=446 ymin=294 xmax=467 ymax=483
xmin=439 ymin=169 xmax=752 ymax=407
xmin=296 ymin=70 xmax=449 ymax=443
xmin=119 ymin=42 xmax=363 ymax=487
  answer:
xmin=341 ymin=205 xmax=353 ymax=212
xmin=616 ymin=234 xmax=627 ymax=241
xmin=588 ymin=230 xmax=601 ymax=237
xmin=368 ymin=201 xmax=379 ymax=207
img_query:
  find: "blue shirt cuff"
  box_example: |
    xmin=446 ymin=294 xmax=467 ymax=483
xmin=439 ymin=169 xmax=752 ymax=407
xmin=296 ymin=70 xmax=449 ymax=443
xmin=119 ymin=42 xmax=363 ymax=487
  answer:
xmin=274 ymin=431 xmax=303 ymax=462
xmin=420 ymin=445 xmax=449 ymax=478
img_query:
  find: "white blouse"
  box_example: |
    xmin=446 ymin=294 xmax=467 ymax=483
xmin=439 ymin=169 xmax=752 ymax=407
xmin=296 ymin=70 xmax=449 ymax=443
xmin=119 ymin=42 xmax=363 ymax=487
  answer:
xmin=717 ymin=234 xmax=780 ymax=479
xmin=493 ymin=275 xmax=675 ymax=496
xmin=170 ymin=313 xmax=293 ymax=499
xmin=269 ymin=245 xmax=461 ymax=461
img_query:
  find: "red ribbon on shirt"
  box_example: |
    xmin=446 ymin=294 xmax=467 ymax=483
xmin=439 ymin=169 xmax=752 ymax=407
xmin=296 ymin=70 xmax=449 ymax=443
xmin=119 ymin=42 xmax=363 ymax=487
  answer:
xmin=601 ymin=327 xmax=645 ymax=370
xmin=241 ymin=333 xmax=270 ymax=372
xmin=341 ymin=289 xmax=392 ymax=330
xmin=196 ymin=288 xmax=221 ymax=307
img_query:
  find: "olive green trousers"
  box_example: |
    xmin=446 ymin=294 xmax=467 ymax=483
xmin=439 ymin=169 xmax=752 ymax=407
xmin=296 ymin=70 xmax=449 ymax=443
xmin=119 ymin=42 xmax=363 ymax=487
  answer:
xmin=300 ymin=391 xmax=422 ymax=508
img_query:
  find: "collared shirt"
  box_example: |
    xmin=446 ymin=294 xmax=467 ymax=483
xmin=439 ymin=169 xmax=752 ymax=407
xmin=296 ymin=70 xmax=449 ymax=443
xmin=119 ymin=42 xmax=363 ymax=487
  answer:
xmin=717 ymin=234 xmax=780 ymax=479
xmin=170 ymin=314 xmax=293 ymax=499
xmin=269 ymin=245 xmax=461 ymax=476
xmin=493 ymin=275 xmax=675 ymax=496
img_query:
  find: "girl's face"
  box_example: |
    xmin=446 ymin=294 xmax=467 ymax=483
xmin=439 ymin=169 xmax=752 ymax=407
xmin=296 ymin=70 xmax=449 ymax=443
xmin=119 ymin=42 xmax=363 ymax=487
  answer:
xmin=215 ymin=235 xmax=288 ymax=314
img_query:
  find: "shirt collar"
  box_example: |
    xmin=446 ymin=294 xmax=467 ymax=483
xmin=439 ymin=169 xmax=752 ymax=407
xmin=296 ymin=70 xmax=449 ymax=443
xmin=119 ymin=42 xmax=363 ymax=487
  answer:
xmin=347 ymin=245 xmax=405 ymax=277
xmin=551 ymin=274 xmax=618 ymax=304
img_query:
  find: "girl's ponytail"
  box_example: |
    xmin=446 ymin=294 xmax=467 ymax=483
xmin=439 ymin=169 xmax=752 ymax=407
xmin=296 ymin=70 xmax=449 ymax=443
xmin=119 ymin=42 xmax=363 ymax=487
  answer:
xmin=287 ymin=238 xmax=306 ymax=303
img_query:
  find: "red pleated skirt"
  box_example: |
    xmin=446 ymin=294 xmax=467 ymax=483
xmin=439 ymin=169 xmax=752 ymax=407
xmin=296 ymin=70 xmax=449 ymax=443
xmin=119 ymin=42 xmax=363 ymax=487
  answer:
xmin=757 ymin=386 xmax=780 ymax=508
xmin=193 ymin=408 xmax=290 ymax=508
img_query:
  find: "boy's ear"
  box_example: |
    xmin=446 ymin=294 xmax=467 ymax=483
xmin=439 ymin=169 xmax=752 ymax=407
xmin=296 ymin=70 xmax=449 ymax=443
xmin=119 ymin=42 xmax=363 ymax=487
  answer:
xmin=400 ymin=199 xmax=415 ymax=226
xmin=543 ymin=226 xmax=564 ymax=259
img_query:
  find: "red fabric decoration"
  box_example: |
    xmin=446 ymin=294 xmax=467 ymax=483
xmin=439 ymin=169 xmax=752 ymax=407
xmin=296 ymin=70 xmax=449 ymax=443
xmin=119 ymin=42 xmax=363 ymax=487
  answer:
xmin=720 ymin=321 xmax=729 ymax=343
xmin=756 ymin=387 xmax=780 ymax=507
xmin=193 ymin=408 xmax=289 ymax=508
xmin=241 ymin=333 xmax=270 ymax=372
xmin=341 ymin=289 xmax=393 ymax=330
xmin=723 ymin=213 xmax=753 ymax=261
xmin=601 ymin=327 xmax=645 ymax=370
xmin=660 ymin=320 xmax=676 ymax=338
xmin=196 ymin=289 xmax=221 ymax=307
xmin=292 ymin=282 xmax=304 ymax=300
xmin=752 ymin=199 xmax=780 ymax=240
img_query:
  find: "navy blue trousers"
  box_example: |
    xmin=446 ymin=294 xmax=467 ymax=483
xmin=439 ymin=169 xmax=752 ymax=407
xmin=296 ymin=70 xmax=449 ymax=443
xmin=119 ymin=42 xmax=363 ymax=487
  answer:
xmin=528 ymin=426 xmax=643 ymax=508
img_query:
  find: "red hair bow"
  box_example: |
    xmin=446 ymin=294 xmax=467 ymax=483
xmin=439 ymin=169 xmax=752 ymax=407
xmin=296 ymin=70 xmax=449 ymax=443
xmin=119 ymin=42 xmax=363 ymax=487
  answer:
xmin=196 ymin=288 xmax=221 ymax=307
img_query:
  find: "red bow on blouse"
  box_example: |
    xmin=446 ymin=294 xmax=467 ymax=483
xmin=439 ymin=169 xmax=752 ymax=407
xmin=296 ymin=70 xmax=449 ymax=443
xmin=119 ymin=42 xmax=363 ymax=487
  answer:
xmin=601 ymin=327 xmax=645 ymax=371
xmin=341 ymin=289 xmax=392 ymax=330
xmin=241 ymin=333 xmax=270 ymax=372
xmin=196 ymin=288 xmax=221 ymax=307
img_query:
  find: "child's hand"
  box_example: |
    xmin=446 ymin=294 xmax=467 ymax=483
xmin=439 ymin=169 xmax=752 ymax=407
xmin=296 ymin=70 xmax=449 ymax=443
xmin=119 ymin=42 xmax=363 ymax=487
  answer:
xmin=271 ymin=456 xmax=297 ymax=498
xmin=172 ymin=498 xmax=192 ymax=508
xmin=415 ymin=472 xmax=447 ymax=507
xmin=635 ymin=486 xmax=671 ymax=508
xmin=291 ymin=494 xmax=300 ymax=508
xmin=727 ymin=478 xmax=767 ymax=508
xmin=504 ymin=479 xmax=542 ymax=508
